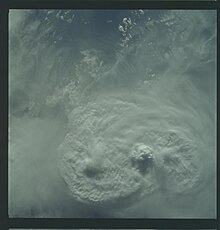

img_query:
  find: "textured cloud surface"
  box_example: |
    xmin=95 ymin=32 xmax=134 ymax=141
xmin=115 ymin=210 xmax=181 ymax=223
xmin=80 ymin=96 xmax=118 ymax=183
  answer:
xmin=9 ymin=10 xmax=216 ymax=218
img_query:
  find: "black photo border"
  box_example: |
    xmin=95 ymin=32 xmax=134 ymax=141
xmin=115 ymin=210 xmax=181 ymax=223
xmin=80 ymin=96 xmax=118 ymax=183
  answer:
xmin=0 ymin=0 xmax=219 ymax=230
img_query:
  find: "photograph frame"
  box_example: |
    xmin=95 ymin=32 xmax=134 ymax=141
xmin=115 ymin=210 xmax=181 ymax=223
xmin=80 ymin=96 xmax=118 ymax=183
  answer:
xmin=0 ymin=0 xmax=219 ymax=229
